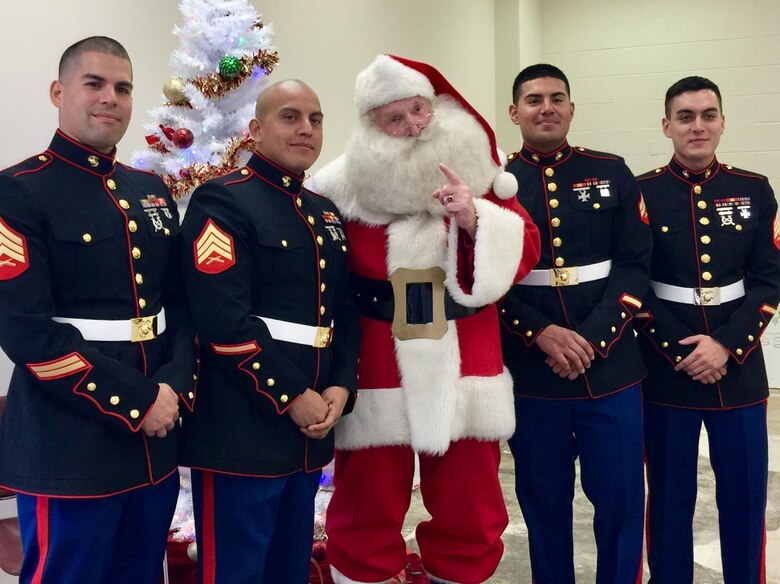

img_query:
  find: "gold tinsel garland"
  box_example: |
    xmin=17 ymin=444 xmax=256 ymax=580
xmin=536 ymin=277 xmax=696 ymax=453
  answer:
xmin=190 ymin=48 xmax=279 ymax=100
xmin=165 ymin=136 xmax=256 ymax=199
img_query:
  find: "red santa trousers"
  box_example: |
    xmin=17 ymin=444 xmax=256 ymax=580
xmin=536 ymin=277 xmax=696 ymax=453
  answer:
xmin=326 ymin=439 xmax=508 ymax=584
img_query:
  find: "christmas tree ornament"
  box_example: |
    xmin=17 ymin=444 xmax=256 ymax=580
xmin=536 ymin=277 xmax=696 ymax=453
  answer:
xmin=219 ymin=55 xmax=242 ymax=79
xmin=311 ymin=539 xmax=327 ymax=562
xmin=163 ymin=77 xmax=188 ymax=104
xmin=173 ymin=128 xmax=195 ymax=149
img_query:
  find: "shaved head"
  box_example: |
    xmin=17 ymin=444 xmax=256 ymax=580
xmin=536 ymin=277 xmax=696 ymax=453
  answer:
xmin=254 ymin=79 xmax=313 ymax=119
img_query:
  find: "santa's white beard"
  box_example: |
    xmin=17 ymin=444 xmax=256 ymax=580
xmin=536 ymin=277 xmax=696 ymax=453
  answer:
xmin=342 ymin=96 xmax=498 ymax=218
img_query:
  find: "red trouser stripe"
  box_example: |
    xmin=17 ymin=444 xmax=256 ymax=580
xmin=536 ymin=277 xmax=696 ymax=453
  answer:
xmin=31 ymin=497 xmax=49 ymax=584
xmin=201 ymin=471 xmax=217 ymax=584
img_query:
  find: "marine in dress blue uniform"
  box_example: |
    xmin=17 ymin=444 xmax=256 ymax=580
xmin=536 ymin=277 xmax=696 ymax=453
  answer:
xmin=0 ymin=123 xmax=195 ymax=584
xmin=635 ymin=76 xmax=780 ymax=584
xmin=0 ymin=39 xmax=195 ymax=584
xmin=179 ymin=81 xmax=359 ymax=584
xmin=499 ymin=65 xmax=651 ymax=584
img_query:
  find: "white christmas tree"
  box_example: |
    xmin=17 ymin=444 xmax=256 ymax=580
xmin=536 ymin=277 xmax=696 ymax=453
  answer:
xmin=133 ymin=0 xmax=278 ymax=200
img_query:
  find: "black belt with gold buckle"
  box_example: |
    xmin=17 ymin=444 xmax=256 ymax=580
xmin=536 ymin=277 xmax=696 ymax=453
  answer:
xmin=351 ymin=273 xmax=485 ymax=324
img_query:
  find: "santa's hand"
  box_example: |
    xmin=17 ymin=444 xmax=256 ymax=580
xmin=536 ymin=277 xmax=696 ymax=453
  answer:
xmin=433 ymin=163 xmax=477 ymax=238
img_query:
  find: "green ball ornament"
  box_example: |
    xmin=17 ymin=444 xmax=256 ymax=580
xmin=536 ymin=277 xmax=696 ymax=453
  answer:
xmin=219 ymin=56 xmax=242 ymax=79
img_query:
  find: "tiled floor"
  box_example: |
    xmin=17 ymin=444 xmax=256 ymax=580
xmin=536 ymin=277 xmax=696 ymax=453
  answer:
xmin=1 ymin=391 xmax=778 ymax=583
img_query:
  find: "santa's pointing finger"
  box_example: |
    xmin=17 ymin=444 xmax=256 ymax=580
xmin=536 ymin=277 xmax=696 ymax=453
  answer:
xmin=433 ymin=162 xmax=477 ymax=236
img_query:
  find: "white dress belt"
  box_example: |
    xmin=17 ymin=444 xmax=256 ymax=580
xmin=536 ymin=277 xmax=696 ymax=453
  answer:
xmin=518 ymin=260 xmax=612 ymax=287
xmin=253 ymin=316 xmax=333 ymax=348
xmin=649 ymin=279 xmax=745 ymax=306
xmin=52 ymin=308 xmax=166 ymax=342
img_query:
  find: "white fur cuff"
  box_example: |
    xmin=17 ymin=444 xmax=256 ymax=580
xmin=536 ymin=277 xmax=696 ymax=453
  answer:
xmin=446 ymin=198 xmax=525 ymax=307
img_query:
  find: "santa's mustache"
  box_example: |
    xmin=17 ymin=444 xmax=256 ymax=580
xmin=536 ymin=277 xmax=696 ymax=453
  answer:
xmin=360 ymin=115 xmax=439 ymax=160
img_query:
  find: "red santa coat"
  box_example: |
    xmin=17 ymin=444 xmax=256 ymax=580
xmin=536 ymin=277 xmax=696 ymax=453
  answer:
xmin=310 ymin=160 xmax=539 ymax=454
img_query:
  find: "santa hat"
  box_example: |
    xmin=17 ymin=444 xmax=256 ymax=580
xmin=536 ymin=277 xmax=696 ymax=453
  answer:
xmin=354 ymin=54 xmax=517 ymax=200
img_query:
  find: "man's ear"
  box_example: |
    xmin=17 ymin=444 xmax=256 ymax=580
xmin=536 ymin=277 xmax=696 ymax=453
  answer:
xmin=50 ymin=80 xmax=63 ymax=108
xmin=662 ymin=117 xmax=671 ymax=138
xmin=249 ymin=118 xmax=262 ymax=143
xmin=508 ymin=104 xmax=519 ymax=126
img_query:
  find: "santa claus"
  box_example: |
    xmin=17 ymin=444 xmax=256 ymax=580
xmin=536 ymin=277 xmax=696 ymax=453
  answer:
xmin=308 ymin=55 xmax=540 ymax=584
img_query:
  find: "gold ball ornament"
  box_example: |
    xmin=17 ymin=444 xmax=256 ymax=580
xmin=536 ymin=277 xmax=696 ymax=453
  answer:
xmin=163 ymin=77 xmax=188 ymax=104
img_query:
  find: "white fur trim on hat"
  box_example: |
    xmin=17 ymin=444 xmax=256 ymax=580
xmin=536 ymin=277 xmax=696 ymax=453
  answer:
xmin=355 ymin=55 xmax=435 ymax=116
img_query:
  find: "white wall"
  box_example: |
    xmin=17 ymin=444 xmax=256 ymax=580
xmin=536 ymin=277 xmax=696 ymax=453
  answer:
xmin=494 ymin=0 xmax=542 ymax=152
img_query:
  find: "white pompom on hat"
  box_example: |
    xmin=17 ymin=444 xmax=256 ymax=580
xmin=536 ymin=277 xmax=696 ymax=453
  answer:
xmin=355 ymin=54 xmax=518 ymax=200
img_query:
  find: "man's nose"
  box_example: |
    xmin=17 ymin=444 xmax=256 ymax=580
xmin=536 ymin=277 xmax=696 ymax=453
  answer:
xmin=407 ymin=119 xmax=422 ymax=137
xmin=99 ymin=87 xmax=118 ymax=105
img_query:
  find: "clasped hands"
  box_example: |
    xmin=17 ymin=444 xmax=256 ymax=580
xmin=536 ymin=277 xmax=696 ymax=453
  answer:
xmin=673 ymin=334 xmax=729 ymax=384
xmin=535 ymin=325 xmax=594 ymax=380
xmin=288 ymin=386 xmax=350 ymax=439
xmin=535 ymin=325 xmax=729 ymax=384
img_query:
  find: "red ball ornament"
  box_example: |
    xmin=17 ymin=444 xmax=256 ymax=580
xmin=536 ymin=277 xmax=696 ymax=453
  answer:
xmin=311 ymin=540 xmax=327 ymax=563
xmin=172 ymin=127 xmax=194 ymax=149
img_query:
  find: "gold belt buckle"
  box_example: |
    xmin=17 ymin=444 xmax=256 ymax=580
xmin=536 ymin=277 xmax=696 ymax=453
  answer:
xmin=550 ymin=266 xmax=579 ymax=287
xmin=313 ymin=326 xmax=333 ymax=348
xmin=694 ymin=287 xmax=721 ymax=306
xmin=389 ymin=267 xmax=448 ymax=341
xmin=130 ymin=315 xmax=157 ymax=342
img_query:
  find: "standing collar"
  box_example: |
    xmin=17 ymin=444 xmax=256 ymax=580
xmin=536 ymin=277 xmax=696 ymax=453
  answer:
xmin=246 ymin=152 xmax=304 ymax=195
xmin=47 ymin=130 xmax=117 ymax=176
xmin=519 ymin=141 xmax=572 ymax=166
xmin=668 ymin=155 xmax=720 ymax=183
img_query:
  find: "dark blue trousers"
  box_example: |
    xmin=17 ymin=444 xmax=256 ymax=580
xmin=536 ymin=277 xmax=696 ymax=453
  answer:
xmin=644 ymin=400 xmax=768 ymax=584
xmin=191 ymin=468 xmax=321 ymax=584
xmin=509 ymin=384 xmax=645 ymax=584
xmin=16 ymin=472 xmax=179 ymax=584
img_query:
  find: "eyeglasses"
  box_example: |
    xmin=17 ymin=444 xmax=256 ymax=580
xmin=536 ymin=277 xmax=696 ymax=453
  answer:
xmin=375 ymin=106 xmax=435 ymax=137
